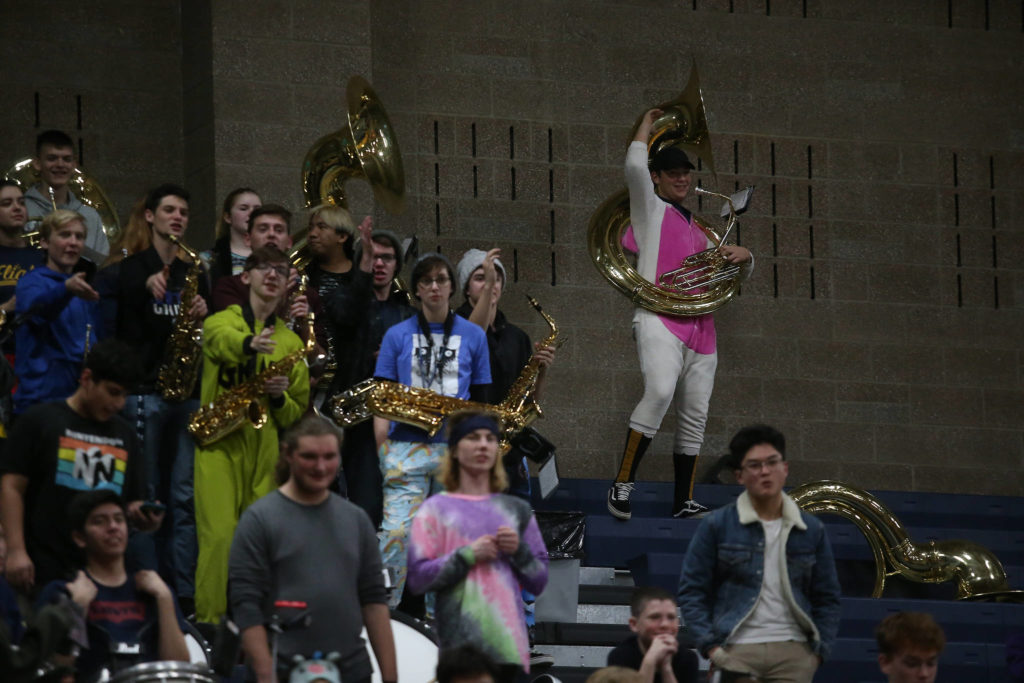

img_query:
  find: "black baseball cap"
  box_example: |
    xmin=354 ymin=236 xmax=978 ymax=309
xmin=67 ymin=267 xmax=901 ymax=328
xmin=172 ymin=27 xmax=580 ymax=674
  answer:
xmin=651 ymin=146 xmax=696 ymax=172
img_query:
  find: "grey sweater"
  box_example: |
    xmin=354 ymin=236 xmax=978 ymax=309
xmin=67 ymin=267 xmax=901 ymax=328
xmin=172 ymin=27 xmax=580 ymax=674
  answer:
xmin=229 ymin=490 xmax=387 ymax=665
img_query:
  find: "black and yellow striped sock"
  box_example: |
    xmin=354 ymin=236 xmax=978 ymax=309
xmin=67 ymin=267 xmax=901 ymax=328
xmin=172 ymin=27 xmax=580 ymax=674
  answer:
xmin=614 ymin=428 xmax=652 ymax=483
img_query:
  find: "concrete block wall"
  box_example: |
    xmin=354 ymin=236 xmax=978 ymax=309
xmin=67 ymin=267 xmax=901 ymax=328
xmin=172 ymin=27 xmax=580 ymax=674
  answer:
xmin=0 ymin=1 xmax=185 ymax=230
xmin=0 ymin=1 xmax=1020 ymax=495
xmin=368 ymin=0 xmax=1024 ymax=495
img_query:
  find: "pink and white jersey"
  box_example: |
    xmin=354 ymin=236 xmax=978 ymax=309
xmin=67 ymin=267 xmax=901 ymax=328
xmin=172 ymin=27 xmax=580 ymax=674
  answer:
xmin=623 ymin=141 xmax=716 ymax=354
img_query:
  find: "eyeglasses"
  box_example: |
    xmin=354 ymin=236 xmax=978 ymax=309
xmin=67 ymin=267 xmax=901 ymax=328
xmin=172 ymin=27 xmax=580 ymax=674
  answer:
xmin=418 ymin=275 xmax=450 ymax=287
xmin=741 ymin=456 xmax=784 ymax=473
xmin=250 ymin=263 xmax=289 ymax=277
xmin=373 ymin=254 xmax=396 ymax=263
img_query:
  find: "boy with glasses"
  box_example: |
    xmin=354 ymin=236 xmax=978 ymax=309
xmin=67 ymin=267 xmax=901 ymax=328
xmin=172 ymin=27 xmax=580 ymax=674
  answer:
xmin=373 ymin=253 xmax=490 ymax=609
xmin=193 ymin=246 xmax=310 ymax=624
xmin=677 ymin=424 xmax=841 ymax=683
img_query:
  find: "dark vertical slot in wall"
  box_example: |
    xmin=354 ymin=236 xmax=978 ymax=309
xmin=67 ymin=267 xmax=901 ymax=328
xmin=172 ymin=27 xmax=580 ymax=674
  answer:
xmin=985 ymin=0 xmax=990 ymax=30
xmin=548 ymin=170 xmax=554 ymax=203
xmin=733 ymin=140 xmax=739 ymax=173
xmin=802 ymin=0 xmax=807 ymax=18
xmin=808 ymin=226 xmax=815 ymax=259
xmin=770 ymin=142 xmax=776 ymax=175
xmin=433 ymin=121 xmax=441 ymax=237
xmin=993 ymin=277 xmax=999 ymax=308
xmin=956 ymin=273 xmax=962 ymax=306
xmin=772 ymin=263 xmax=779 ymax=298
xmin=955 ymin=234 xmax=962 ymax=267
xmin=992 ymin=235 xmax=998 ymax=268
xmin=766 ymin=0 xmax=771 ymax=16
xmin=549 ymin=210 xmax=556 ymax=245
xmin=34 ymin=92 xmax=40 ymax=127
xmin=729 ymin=0 xmax=734 ymax=12
xmin=772 ymin=224 xmax=778 ymax=256
xmin=547 ymin=128 xmax=553 ymax=163
xmin=509 ymin=126 xmax=516 ymax=200
xmin=809 ymin=266 xmax=815 ymax=299
xmin=989 ymin=154 xmax=996 ymax=228
xmin=76 ymin=95 xmax=82 ymax=129
xmin=550 ymin=252 xmax=557 ymax=286
xmin=947 ymin=0 xmax=954 ymax=27
xmin=954 ymin=195 xmax=960 ymax=226
xmin=771 ymin=184 xmax=777 ymax=216
xmin=513 ymin=248 xmax=519 ymax=283
xmin=806 ymin=145 xmax=813 ymax=217
xmin=471 ymin=123 xmax=478 ymax=196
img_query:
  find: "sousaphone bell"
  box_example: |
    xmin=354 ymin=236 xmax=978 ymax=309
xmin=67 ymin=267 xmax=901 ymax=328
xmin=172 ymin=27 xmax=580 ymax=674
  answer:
xmin=301 ymin=75 xmax=405 ymax=213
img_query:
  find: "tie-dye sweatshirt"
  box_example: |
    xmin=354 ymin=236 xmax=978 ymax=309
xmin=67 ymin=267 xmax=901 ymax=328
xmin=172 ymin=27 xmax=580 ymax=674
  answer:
xmin=406 ymin=492 xmax=549 ymax=670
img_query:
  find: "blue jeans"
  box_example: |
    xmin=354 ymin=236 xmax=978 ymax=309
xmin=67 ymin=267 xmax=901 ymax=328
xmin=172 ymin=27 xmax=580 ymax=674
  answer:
xmin=123 ymin=393 xmax=198 ymax=599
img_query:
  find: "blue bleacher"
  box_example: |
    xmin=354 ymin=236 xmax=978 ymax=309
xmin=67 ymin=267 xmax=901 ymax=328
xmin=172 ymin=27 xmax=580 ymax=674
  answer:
xmin=534 ymin=477 xmax=1024 ymax=683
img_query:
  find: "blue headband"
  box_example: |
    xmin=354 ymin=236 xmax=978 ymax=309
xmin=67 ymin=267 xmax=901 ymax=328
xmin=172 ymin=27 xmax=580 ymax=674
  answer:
xmin=448 ymin=415 xmax=500 ymax=449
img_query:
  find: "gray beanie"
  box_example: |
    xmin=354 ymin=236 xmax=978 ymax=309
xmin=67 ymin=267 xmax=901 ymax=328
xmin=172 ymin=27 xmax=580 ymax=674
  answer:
xmin=456 ymin=248 xmax=506 ymax=297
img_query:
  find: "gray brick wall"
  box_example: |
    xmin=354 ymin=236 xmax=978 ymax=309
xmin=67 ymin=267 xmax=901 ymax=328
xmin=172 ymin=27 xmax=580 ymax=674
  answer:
xmin=1 ymin=1 xmax=1019 ymax=495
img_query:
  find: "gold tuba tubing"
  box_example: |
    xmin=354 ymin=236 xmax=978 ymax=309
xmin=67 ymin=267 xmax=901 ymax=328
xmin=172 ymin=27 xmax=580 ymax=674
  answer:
xmin=789 ymin=480 xmax=1024 ymax=601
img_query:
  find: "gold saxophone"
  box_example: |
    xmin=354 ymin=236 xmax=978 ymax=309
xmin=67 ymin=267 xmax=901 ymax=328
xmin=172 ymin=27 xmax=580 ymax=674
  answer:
xmin=156 ymin=236 xmax=203 ymax=401
xmin=497 ymin=296 xmax=567 ymax=431
xmin=329 ymin=296 xmax=566 ymax=452
xmin=187 ymin=328 xmax=316 ymax=447
xmin=789 ymin=480 xmax=1024 ymax=601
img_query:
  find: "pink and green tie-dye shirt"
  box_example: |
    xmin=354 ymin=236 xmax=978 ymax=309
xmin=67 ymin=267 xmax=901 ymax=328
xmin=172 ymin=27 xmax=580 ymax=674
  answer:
xmin=407 ymin=492 xmax=549 ymax=670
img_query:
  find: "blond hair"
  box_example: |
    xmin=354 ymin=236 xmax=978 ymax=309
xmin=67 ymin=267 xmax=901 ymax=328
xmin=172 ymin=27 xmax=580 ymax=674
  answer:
xmin=40 ymin=209 xmax=87 ymax=241
xmin=438 ymin=410 xmax=509 ymax=493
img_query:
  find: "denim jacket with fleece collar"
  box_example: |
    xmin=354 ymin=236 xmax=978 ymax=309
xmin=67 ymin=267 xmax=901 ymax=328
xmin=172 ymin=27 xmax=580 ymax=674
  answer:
xmin=677 ymin=490 xmax=842 ymax=660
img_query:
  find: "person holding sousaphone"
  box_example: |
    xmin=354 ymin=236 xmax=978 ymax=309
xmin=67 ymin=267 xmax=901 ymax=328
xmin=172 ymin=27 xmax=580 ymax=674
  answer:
xmin=606 ymin=108 xmax=752 ymax=521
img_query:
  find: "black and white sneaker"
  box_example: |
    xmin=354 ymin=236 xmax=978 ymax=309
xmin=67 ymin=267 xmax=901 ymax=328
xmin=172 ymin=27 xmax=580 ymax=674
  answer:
xmin=673 ymin=498 xmax=710 ymax=518
xmin=607 ymin=481 xmax=635 ymax=520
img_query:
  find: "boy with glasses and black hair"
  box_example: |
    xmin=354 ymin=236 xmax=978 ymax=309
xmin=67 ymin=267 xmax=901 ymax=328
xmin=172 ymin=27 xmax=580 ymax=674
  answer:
xmin=193 ymin=245 xmax=310 ymax=625
xmin=677 ymin=424 xmax=841 ymax=683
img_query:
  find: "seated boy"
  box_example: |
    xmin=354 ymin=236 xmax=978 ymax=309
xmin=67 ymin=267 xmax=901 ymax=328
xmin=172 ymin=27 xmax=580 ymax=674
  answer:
xmin=608 ymin=587 xmax=698 ymax=683
xmin=876 ymin=611 xmax=945 ymax=683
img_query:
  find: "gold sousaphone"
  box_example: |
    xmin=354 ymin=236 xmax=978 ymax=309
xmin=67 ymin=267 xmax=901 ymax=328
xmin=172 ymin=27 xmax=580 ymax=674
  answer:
xmin=3 ymin=158 xmax=121 ymax=242
xmin=790 ymin=480 xmax=1024 ymax=602
xmin=588 ymin=62 xmax=744 ymax=316
xmin=301 ymin=75 xmax=405 ymax=213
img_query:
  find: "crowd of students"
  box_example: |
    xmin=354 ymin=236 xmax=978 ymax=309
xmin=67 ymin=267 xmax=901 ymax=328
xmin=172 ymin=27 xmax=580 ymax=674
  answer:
xmin=0 ymin=129 xmax=560 ymax=681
